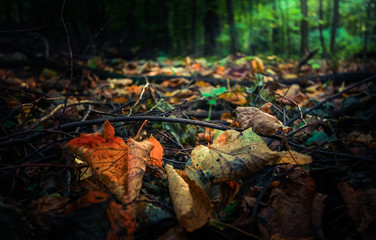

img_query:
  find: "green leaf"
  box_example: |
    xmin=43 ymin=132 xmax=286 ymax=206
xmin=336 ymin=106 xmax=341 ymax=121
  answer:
xmin=209 ymin=99 xmax=216 ymax=105
xmin=211 ymin=87 xmax=227 ymax=96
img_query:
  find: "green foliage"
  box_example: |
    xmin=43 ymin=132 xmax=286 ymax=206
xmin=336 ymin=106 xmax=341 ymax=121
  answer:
xmin=201 ymin=87 xmax=227 ymax=120
xmin=2 ymin=0 xmax=374 ymax=60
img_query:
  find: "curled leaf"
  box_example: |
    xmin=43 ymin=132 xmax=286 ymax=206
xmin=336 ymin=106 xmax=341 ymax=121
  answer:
xmin=165 ymin=164 xmax=214 ymax=232
xmin=236 ymin=106 xmax=286 ymax=136
xmin=66 ymin=120 xmax=154 ymax=203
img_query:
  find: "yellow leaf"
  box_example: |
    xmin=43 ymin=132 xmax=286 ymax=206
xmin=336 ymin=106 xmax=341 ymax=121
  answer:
xmin=268 ymin=151 xmax=312 ymax=165
xmin=185 ymin=128 xmax=280 ymax=193
xmin=165 ymin=164 xmax=214 ymax=232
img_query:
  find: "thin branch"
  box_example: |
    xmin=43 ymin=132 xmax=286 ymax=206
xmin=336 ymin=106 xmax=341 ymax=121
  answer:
xmin=286 ymin=74 xmax=376 ymax=126
xmin=60 ymin=0 xmax=74 ymax=115
xmin=0 ymin=116 xmax=232 ymax=148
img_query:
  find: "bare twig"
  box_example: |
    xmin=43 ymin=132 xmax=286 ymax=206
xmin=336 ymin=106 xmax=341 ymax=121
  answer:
xmin=60 ymin=0 xmax=74 ymax=115
xmin=27 ymin=100 xmax=94 ymax=130
xmin=0 ymin=116 xmax=232 ymax=148
xmin=286 ymin=74 xmax=376 ymax=126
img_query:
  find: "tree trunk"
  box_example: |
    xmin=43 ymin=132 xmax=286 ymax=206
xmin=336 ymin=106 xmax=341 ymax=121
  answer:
xmin=191 ymin=0 xmax=197 ymax=56
xmin=285 ymin=0 xmax=291 ymax=58
xmin=226 ymin=0 xmax=238 ymax=55
xmin=272 ymin=0 xmax=280 ymax=55
xmin=318 ymin=0 xmax=328 ymax=58
xmin=330 ymin=0 xmax=339 ymax=55
xmin=363 ymin=0 xmax=371 ymax=59
xmin=300 ymin=0 xmax=309 ymax=57
xmin=204 ymin=0 xmax=220 ymax=56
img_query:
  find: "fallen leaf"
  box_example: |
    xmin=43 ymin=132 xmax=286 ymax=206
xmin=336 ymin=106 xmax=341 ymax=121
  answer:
xmin=148 ymin=136 xmax=163 ymax=167
xmin=274 ymin=84 xmax=309 ymax=106
xmin=251 ymin=57 xmax=265 ymax=74
xmin=165 ymin=164 xmax=214 ymax=232
xmin=258 ymin=166 xmax=326 ymax=240
xmin=107 ymin=201 xmax=136 ymax=240
xmin=185 ymin=127 xmax=312 ymax=199
xmin=236 ymin=106 xmax=286 ymax=135
xmin=66 ymin=120 xmax=154 ymax=203
xmin=32 ymin=190 xmax=136 ymax=240
xmin=219 ymin=91 xmax=248 ymax=105
xmin=338 ymin=182 xmax=376 ymax=232
xmin=185 ymin=128 xmax=280 ymax=193
xmin=260 ymin=102 xmax=273 ymax=113
xmin=161 ymin=78 xmax=189 ymax=88
xmin=268 ymin=150 xmax=312 ymax=165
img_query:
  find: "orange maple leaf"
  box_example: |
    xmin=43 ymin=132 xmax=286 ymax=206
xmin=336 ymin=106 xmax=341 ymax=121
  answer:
xmin=147 ymin=136 xmax=163 ymax=167
xmin=66 ymin=120 xmax=154 ymax=203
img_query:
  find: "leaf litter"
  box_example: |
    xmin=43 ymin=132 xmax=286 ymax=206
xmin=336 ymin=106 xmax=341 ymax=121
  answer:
xmin=0 ymin=55 xmax=375 ymax=239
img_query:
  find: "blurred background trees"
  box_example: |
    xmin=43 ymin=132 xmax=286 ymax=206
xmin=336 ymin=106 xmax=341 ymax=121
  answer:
xmin=0 ymin=0 xmax=375 ymax=60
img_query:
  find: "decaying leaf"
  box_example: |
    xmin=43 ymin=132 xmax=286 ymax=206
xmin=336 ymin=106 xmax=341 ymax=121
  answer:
xmin=274 ymin=84 xmax=309 ymax=107
xmin=236 ymin=106 xmax=286 ymax=135
xmin=268 ymin=150 xmax=312 ymax=165
xmin=32 ymin=190 xmax=136 ymax=240
xmin=107 ymin=201 xmax=137 ymax=240
xmin=185 ymin=128 xmax=311 ymax=196
xmin=338 ymin=182 xmax=376 ymax=232
xmin=218 ymin=91 xmax=248 ymax=105
xmin=258 ymin=166 xmax=326 ymax=240
xmin=185 ymin=128 xmax=280 ymax=193
xmin=66 ymin=120 xmax=154 ymax=203
xmin=165 ymin=164 xmax=214 ymax=232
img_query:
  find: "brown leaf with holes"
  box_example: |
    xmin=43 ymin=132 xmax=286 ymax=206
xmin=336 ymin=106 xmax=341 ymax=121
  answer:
xmin=236 ymin=106 xmax=286 ymax=135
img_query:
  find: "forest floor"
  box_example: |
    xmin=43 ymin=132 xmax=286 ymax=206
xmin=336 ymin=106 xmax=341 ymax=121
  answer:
xmin=0 ymin=52 xmax=376 ymax=240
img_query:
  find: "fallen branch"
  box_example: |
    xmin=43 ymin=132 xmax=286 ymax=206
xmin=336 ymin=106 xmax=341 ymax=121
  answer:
xmin=0 ymin=116 xmax=232 ymax=148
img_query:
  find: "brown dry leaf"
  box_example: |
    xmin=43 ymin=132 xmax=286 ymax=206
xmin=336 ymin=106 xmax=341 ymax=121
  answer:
xmin=30 ymin=195 xmax=69 ymax=231
xmin=236 ymin=106 xmax=286 ymax=136
xmin=160 ymin=78 xmax=189 ymax=88
xmin=64 ymin=190 xmax=110 ymax=214
xmin=32 ymin=190 xmax=136 ymax=240
xmin=337 ymin=182 xmax=376 ymax=232
xmin=165 ymin=164 xmax=214 ymax=232
xmin=126 ymin=85 xmax=143 ymax=95
xmin=260 ymin=102 xmax=273 ymax=113
xmin=195 ymin=80 xmax=212 ymax=88
xmin=218 ymin=91 xmax=248 ymax=105
xmin=107 ymin=78 xmax=133 ymax=87
xmin=274 ymin=84 xmax=309 ymax=107
xmin=251 ymin=57 xmax=265 ymax=74
xmin=113 ymin=96 xmax=128 ymax=104
xmin=107 ymin=201 xmax=137 ymax=240
xmin=258 ymin=166 xmax=326 ymax=240
xmin=66 ymin=120 xmax=154 ymax=203
xmin=268 ymin=151 xmax=312 ymax=165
